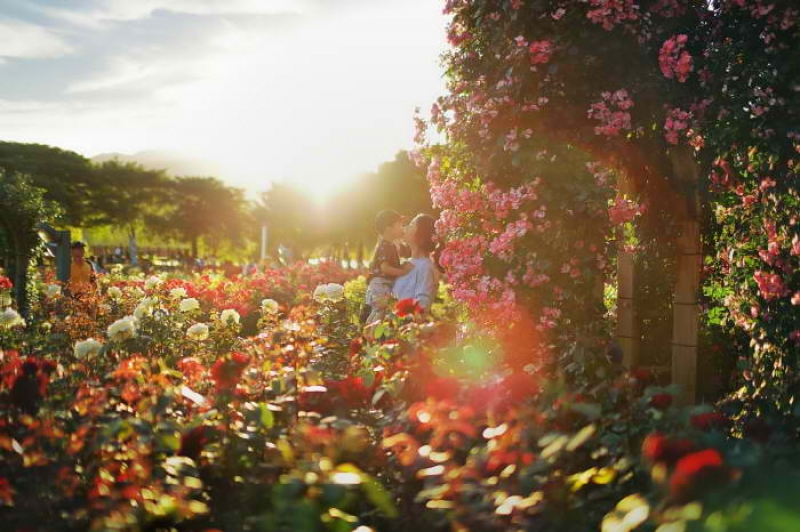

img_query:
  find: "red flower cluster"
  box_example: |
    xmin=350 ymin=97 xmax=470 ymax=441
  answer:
xmin=642 ymin=432 xmax=697 ymax=466
xmin=0 ymin=275 xmax=12 ymax=291
xmin=649 ymin=393 xmax=673 ymax=410
xmin=396 ymin=298 xmax=423 ymax=317
xmin=210 ymin=352 xmax=250 ymax=393
xmin=690 ymin=412 xmax=729 ymax=431
xmin=670 ymin=449 xmax=733 ymax=502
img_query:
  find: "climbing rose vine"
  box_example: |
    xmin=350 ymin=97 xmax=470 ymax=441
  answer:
xmin=417 ymin=0 xmax=798 ymax=393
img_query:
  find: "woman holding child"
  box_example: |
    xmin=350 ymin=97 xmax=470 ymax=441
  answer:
xmin=363 ymin=210 xmax=439 ymax=323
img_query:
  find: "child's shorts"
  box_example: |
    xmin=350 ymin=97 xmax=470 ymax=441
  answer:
xmin=365 ymin=278 xmax=393 ymax=322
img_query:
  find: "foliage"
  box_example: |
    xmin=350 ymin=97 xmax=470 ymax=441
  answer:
xmin=0 ymin=171 xmax=61 ymax=312
xmin=147 ymin=176 xmax=250 ymax=258
xmin=0 ymin=142 xmax=98 ymax=226
xmin=2 ymin=263 xmax=800 ymax=531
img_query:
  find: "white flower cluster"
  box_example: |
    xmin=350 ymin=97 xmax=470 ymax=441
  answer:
xmin=0 ymin=307 xmax=25 ymax=329
xmin=144 ymin=276 xmax=163 ymax=290
xmin=107 ymin=286 xmax=123 ymax=300
xmin=44 ymin=284 xmax=62 ymax=298
xmin=313 ymin=283 xmax=345 ymax=303
xmin=107 ymin=316 xmax=137 ymax=342
xmin=186 ymin=322 xmax=209 ymax=341
xmin=261 ymin=298 xmax=279 ymax=315
xmin=169 ymin=287 xmax=188 ymax=299
xmin=179 ymin=298 xmax=200 ymax=313
xmin=220 ymin=308 xmax=240 ymax=325
xmin=74 ymin=338 xmax=103 ymax=359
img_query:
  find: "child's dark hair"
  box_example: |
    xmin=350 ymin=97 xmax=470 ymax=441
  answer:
xmin=375 ymin=210 xmax=402 ymax=234
xmin=412 ymin=214 xmax=437 ymax=254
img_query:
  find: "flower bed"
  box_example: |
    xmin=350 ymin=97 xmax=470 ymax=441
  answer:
xmin=1 ymin=266 xmax=799 ymax=531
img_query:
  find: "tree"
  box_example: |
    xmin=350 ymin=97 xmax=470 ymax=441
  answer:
xmin=254 ymin=183 xmax=322 ymax=260
xmin=0 ymin=142 xmax=98 ymax=226
xmin=150 ymin=177 xmax=249 ymax=259
xmin=91 ymin=160 xmax=170 ymax=265
xmin=0 ymin=171 xmax=60 ymax=314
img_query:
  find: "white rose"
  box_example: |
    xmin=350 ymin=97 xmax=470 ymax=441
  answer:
xmin=74 ymin=338 xmax=103 ymax=359
xmin=129 ymin=287 xmax=145 ymax=299
xmin=107 ymin=286 xmax=123 ymax=300
xmin=325 ymin=283 xmax=345 ymax=301
xmin=312 ymin=284 xmax=326 ymax=302
xmin=186 ymin=322 xmax=209 ymax=341
xmin=133 ymin=303 xmax=151 ymax=320
xmin=107 ymin=316 xmax=137 ymax=342
xmin=261 ymin=299 xmax=279 ymax=315
xmin=144 ymin=276 xmax=163 ymax=290
xmin=179 ymin=298 xmax=200 ymax=313
xmin=45 ymin=284 xmax=62 ymax=298
xmin=313 ymin=283 xmax=344 ymax=303
xmin=169 ymin=287 xmax=188 ymax=299
xmin=0 ymin=308 xmax=25 ymax=329
xmin=220 ymin=308 xmax=240 ymax=325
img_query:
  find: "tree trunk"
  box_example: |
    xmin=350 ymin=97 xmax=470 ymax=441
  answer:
xmin=13 ymin=249 xmax=29 ymax=317
xmin=191 ymin=237 xmax=199 ymax=260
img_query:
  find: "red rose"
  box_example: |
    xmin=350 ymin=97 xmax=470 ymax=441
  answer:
xmin=670 ymin=449 xmax=732 ymax=501
xmin=690 ymin=412 xmax=728 ymax=431
xmin=649 ymin=393 xmax=673 ymax=410
xmin=210 ymin=354 xmax=249 ymax=393
xmin=396 ymin=298 xmax=423 ymax=317
xmin=349 ymin=338 xmax=363 ymax=356
xmin=642 ymin=432 xmax=697 ymax=465
xmin=178 ymin=426 xmax=217 ymax=460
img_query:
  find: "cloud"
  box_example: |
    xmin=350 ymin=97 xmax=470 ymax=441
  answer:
xmin=0 ymin=18 xmax=73 ymax=59
xmin=38 ymin=0 xmax=308 ymax=27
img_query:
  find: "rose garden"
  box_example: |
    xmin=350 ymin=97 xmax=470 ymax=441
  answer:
xmin=1 ymin=1 xmax=799 ymax=531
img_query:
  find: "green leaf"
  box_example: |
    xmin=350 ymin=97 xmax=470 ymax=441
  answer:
xmin=361 ymin=474 xmax=398 ymax=518
xmin=259 ymin=403 xmax=275 ymax=429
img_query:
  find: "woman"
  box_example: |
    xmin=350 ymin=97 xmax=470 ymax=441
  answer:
xmin=393 ymin=214 xmax=439 ymax=311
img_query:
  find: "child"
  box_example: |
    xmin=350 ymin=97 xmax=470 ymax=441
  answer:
xmin=362 ymin=210 xmax=413 ymax=323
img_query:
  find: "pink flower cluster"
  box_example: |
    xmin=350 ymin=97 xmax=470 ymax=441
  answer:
xmin=608 ymin=196 xmax=643 ymax=225
xmin=588 ymin=89 xmax=635 ymax=137
xmin=659 ymin=34 xmax=693 ymax=82
xmin=753 ymin=271 xmax=790 ymax=301
xmin=528 ymin=40 xmax=553 ymax=65
xmin=586 ymin=0 xmax=640 ymax=30
xmin=664 ymin=106 xmax=692 ymax=145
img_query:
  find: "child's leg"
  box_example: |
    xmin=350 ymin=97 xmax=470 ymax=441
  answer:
xmin=365 ymin=279 xmax=392 ymax=323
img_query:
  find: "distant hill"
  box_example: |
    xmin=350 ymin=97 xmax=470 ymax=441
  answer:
xmin=91 ymin=150 xmax=223 ymax=178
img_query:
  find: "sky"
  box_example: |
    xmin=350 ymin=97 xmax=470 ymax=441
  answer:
xmin=0 ymin=0 xmax=448 ymax=199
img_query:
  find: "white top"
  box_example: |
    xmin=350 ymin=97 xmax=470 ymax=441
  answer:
xmin=393 ymin=256 xmax=437 ymax=310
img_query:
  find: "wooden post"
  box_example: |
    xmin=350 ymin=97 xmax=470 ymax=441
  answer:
xmin=671 ymin=220 xmax=701 ymax=404
xmin=616 ymin=171 xmax=639 ymax=367
xmin=669 ymin=146 xmax=702 ymax=405
xmin=617 ymin=247 xmax=640 ymax=367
